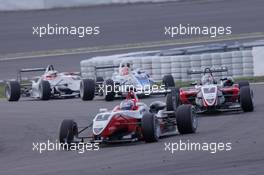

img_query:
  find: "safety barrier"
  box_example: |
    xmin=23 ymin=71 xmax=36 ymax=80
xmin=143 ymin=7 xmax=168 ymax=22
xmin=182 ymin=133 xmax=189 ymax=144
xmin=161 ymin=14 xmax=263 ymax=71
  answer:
xmin=0 ymin=0 xmax=180 ymax=11
xmin=80 ymin=41 xmax=264 ymax=82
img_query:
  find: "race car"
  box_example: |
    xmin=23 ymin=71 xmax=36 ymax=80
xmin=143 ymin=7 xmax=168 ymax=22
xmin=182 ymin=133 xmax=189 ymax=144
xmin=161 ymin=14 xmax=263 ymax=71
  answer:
xmin=5 ymin=65 xmax=93 ymax=101
xmin=59 ymin=90 xmax=197 ymax=144
xmin=166 ymin=67 xmax=254 ymax=114
xmin=80 ymin=61 xmax=175 ymax=101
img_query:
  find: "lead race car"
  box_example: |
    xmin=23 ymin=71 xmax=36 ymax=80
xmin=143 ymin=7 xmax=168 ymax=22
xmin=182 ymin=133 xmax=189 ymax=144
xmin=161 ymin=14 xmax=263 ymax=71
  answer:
xmin=167 ymin=67 xmax=254 ymax=114
xmin=5 ymin=65 xmax=92 ymax=101
xmin=80 ymin=61 xmax=174 ymax=101
xmin=59 ymin=90 xmax=197 ymax=144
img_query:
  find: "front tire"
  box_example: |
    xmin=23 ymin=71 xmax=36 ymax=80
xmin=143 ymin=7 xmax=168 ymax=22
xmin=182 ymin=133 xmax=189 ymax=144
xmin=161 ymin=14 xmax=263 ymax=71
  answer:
xmin=238 ymin=81 xmax=249 ymax=89
xmin=39 ymin=80 xmax=51 ymax=100
xmin=142 ymin=113 xmax=159 ymax=143
xmin=5 ymin=81 xmax=21 ymax=101
xmin=59 ymin=119 xmax=78 ymax=144
xmin=240 ymin=86 xmax=254 ymax=112
xmin=80 ymin=79 xmax=95 ymax=101
xmin=176 ymin=105 xmax=197 ymax=134
xmin=163 ymin=75 xmax=175 ymax=89
xmin=166 ymin=88 xmax=180 ymax=112
xmin=104 ymin=79 xmax=115 ymax=101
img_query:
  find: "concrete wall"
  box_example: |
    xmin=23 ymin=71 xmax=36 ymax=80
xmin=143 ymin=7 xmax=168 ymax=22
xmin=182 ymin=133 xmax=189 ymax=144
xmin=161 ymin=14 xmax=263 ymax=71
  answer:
xmin=252 ymin=46 xmax=264 ymax=76
xmin=80 ymin=47 xmax=261 ymax=82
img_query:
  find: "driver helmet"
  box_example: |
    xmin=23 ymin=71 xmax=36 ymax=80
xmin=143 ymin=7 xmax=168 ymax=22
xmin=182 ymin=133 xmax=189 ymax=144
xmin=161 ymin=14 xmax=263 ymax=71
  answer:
xmin=120 ymin=100 xmax=134 ymax=110
xmin=119 ymin=61 xmax=131 ymax=76
xmin=224 ymin=76 xmax=234 ymax=86
xmin=201 ymin=74 xmax=214 ymax=85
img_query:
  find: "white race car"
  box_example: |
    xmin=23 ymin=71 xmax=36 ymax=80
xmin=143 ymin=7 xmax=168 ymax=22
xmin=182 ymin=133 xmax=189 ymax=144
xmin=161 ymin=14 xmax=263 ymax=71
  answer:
xmin=5 ymin=65 xmax=94 ymax=101
xmin=81 ymin=61 xmax=175 ymax=101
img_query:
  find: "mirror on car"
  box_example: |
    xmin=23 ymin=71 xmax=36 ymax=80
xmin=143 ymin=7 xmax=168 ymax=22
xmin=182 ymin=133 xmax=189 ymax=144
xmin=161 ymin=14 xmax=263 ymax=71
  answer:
xmin=190 ymin=81 xmax=197 ymax=86
xmin=99 ymin=108 xmax=108 ymax=112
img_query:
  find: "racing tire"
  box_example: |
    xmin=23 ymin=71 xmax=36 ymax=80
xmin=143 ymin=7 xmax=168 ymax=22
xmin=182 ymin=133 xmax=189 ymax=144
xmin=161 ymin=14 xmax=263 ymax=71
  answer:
xmin=96 ymin=77 xmax=104 ymax=83
xmin=59 ymin=119 xmax=78 ymax=145
xmin=5 ymin=81 xmax=21 ymax=101
xmin=142 ymin=113 xmax=159 ymax=143
xmin=240 ymin=86 xmax=254 ymax=112
xmin=166 ymin=88 xmax=180 ymax=112
xmin=39 ymin=80 xmax=51 ymax=100
xmin=104 ymin=79 xmax=115 ymax=101
xmin=80 ymin=79 xmax=95 ymax=101
xmin=238 ymin=81 xmax=249 ymax=89
xmin=162 ymin=75 xmax=175 ymax=88
xmin=176 ymin=105 xmax=197 ymax=134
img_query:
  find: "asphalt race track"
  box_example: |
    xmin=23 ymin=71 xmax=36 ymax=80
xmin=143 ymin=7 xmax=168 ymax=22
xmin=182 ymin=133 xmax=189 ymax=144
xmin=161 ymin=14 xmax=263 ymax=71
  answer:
xmin=0 ymin=0 xmax=264 ymax=53
xmin=0 ymin=84 xmax=263 ymax=175
xmin=1 ymin=0 xmax=264 ymax=80
xmin=0 ymin=0 xmax=264 ymax=174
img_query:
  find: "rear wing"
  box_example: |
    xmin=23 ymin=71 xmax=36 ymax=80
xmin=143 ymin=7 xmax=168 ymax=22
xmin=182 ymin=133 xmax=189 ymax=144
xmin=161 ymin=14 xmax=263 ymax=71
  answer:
xmin=95 ymin=65 xmax=119 ymax=70
xmin=187 ymin=67 xmax=228 ymax=75
xmin=94 ymin=65 xmax=119 ymax=77
xmin=17 ymin=68 xmax=46 ymax=82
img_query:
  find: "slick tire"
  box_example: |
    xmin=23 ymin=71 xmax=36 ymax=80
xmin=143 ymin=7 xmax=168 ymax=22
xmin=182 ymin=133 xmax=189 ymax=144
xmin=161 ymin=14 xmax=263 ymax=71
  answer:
xmin=142 ymin=113 xmax=159 ymax=143
xmin=162 ymin=75 xmax=175 ymax=89
xmin=238 ymin=81 xmax=249 ymax=89
xmin=96 ymin=77 xmax=104 ymax=83
xmin=104 ymin=79 xmax=115 ymax=101
xmin=5 ymin=81 xmax=21 ymax=101
xmin=80 ymin=79 xmax=95 ymax=101
xmin=166 ymin=88 xmax=180 ymax=112
xmin=59 ymin=119 xmax=78 ymax=144
xmin=240 ymin=86 xmax=254 ymax=112
xmin=176 ymin=105 xmax=197 ymax=134
xmin=39 ymin=80 xmax=51 ymax=100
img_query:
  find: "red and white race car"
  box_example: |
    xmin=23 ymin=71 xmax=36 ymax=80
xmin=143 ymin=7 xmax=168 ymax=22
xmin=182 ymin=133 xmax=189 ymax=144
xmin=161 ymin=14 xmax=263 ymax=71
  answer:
xmin=59 ymin=90 xmax=197 ymax=144
xmin=167 ymin=67 xmax=254 ymax=114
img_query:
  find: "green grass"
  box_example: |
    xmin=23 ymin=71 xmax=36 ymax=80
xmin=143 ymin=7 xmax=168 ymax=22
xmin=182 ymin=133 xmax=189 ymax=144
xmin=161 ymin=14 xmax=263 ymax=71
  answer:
xmin=0 ymin=83 xmax=5 ymax=99
xmin=234 ymin=76 xmax=264 ymax=83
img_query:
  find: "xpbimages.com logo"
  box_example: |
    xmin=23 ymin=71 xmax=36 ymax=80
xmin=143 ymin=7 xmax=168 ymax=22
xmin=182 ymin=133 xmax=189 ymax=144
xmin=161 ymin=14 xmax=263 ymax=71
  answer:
xmin=32 ymin=24 xmax=100 ymax=38
xmin=32 ymin=140 xmax=100 ymax=154
xmin=98 ymin=83 xmax=166 ymax=95
xmin=164 ymin=140 xmax=232 ymax=154
xmin=164 ymin=24 xmax=232 ymax=38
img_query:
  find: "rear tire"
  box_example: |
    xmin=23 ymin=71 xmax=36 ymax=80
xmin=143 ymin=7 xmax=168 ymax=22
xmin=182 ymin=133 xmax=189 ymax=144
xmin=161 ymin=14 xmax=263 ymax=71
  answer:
xmin=240 ymin=86 xmax=254 ymax=112
xmin=166 ymin=88 xmax=180 ymax=111
xmin=5 ymin=81 xmax=21 ymax=101
xmin=59 ymin=119 xmax=78 ymax=144
xmin=39 ymin=80 xmax=51 ymax=100
xmin=176 ymin=105 xmax=197 ymax=134
xmin=163 ymin=75 xmax=175 ymax=89
xmin=142 ymin=113 xmax=159 ymax=143
xmin=96 ymin=77 xmax=104 ymax=83
xmin=238 ymin=81 xmax=249 ymax=89
xmin=80 ymin=79 xmax=95 ymax=101
xmin=104 ymin=79 xmax=115 ymax=101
